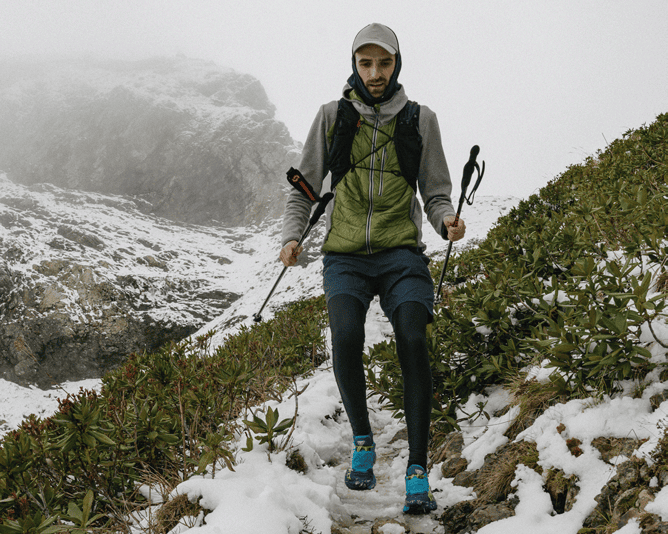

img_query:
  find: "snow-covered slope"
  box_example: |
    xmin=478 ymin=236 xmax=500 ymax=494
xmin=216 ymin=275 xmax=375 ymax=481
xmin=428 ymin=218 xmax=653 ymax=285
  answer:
xmin=3 ymin=184 xmax=668 ymax=533
xmin=1 ymin=173 xmax=273 ymax=385
xmin=0 ymin=177 xmax=518 ymax=418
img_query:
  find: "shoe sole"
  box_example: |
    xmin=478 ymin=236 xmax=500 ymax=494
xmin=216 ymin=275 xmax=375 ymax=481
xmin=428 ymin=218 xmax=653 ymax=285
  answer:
xmin=403 ymin=492 xmax=437 ymax=514
xmin=344 ymin=469 xmax=376 ymax=490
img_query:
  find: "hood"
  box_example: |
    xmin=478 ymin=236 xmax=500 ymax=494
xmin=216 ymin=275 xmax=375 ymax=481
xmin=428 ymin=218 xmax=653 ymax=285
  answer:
xmin=347 ymin=51 xmax=403 ymax=107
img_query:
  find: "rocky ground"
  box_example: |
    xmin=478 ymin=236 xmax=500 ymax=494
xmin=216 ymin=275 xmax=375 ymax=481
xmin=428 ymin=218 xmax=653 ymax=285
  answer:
xmin=0 ymin=174 xmax=260 ymax=386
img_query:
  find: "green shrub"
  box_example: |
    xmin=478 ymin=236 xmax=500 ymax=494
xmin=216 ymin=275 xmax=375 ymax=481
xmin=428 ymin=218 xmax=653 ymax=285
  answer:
xmin=368 ymin=113 xmax=668 ymax=434
xmin=0 ymin=295 xmax=328 ymax=531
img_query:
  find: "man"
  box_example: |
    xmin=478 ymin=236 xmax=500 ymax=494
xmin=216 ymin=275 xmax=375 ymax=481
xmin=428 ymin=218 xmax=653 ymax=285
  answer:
xmin=280 ymin=23 xmax=465 ymax=514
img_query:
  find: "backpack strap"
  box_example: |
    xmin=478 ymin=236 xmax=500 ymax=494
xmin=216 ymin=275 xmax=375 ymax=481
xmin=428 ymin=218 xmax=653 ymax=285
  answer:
xmin=328 ymin=99 xmax=361 ymax=190
xmin=327 ymin=98 xmax=422 ymax=191
xmin=394 ymin=101 xmax=422 ymax=192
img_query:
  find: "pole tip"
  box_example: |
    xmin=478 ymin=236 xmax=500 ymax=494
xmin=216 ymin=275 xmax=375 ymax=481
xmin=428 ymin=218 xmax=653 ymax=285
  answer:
xmin=253 ymin=313 xmax=262 ymax=323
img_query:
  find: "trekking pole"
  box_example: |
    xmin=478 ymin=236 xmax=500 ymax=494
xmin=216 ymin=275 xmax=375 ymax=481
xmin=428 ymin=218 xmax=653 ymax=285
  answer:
xmin=435 ymin=145 xmax=485 ymax=302
xmin=253 ymin=169 xmax=333 ymax=322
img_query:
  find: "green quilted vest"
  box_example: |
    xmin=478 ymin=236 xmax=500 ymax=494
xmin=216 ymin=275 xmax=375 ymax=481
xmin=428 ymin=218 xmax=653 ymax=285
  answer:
xmin=322 ymin=98 xmax=419 ymax=254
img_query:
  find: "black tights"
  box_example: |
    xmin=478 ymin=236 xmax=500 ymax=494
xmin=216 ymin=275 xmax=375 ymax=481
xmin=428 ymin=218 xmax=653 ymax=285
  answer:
xmin=328 ymin=294 xmax=433 ymax=469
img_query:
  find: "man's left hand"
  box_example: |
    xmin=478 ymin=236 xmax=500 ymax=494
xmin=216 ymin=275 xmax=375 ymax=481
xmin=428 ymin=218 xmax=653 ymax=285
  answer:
xmin=444 ymin=215 xmax=466 ymax=242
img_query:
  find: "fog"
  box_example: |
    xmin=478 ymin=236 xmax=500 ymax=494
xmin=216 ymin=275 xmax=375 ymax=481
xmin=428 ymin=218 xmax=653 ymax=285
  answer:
xmin=2 ymin=0 xmax=667 ymax=199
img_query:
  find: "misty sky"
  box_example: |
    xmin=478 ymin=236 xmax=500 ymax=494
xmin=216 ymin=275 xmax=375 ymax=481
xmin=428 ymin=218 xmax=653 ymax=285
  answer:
xmin=2 ymin=0 xmax=667 ymax=200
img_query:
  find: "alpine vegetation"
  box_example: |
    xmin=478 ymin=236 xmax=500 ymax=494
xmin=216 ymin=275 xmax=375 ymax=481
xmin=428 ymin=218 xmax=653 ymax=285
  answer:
xmin=0 ymin=112 xmax=667 ymax=533
xmin=367 ymin=112 xmax=668 ymax=532
xmin=0 ymin=298 xmax=329 ymax=533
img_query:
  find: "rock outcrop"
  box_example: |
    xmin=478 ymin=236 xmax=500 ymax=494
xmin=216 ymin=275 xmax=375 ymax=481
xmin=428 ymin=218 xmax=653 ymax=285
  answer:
xmin=0 ymin=176 xmax=249 ymax=387
xmin=0 ymin=56 xmax=300 ymax=226
xmin=0 ymin=259 xmax=196 ymax=388
xmin=0 ymin=55 xmax=301 ymax=387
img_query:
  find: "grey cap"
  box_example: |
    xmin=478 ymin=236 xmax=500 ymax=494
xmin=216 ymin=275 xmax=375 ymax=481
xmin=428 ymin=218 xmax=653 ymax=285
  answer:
xmin=352 ymin=23 xmax=399 ymax=55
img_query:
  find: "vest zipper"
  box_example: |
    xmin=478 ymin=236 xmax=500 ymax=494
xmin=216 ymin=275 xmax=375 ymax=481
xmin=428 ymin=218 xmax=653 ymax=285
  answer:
xmin=378 ymin=146 xmax=387 ymax=196
xmin=366 ymin=112 xmax=381 ymax=254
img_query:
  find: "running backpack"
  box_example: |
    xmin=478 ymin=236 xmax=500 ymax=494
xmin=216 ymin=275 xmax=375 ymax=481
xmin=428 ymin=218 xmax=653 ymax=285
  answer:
xmin=327 ymin=98 xmax=423 ymax=191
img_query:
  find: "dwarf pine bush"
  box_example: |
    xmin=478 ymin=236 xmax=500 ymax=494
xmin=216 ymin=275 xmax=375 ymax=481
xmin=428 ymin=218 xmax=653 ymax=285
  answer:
xmin=367 ymin=113 xmax=668 ymax=432
xmin=0 ymin=295 xmax=327 ymax=531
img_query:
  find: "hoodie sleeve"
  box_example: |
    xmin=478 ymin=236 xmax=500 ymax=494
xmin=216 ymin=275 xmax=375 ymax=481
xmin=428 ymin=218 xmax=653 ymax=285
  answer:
xmin=281 ymin=101 xmax=337 ymax=246
xmin=417 ymin=105 xmax=456 ymax=239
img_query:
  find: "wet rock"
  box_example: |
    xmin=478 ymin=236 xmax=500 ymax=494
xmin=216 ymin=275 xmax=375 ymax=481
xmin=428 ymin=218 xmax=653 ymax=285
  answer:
xmin=441 ymin=456 xmax=468 ymax=479
xmin=441 ymin=500 xmax=475 ymax=534
xmin=441 ymin=500 xmax=514 ymax=534
xmin=467 ymin=502 xmax=515 ymax=531
xmin=452 ymin=469 xmax=477 ymax=488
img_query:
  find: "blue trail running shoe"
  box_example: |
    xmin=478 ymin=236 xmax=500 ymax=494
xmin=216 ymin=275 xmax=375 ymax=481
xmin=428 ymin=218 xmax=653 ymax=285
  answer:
xmin=344 ymin=434 xmax=376 ymax=490
xmin=403 ymin=464 xmax=437 ymax=514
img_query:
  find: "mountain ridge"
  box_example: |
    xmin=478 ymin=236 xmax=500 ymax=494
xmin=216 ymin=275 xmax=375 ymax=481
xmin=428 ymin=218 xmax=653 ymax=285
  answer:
xmin=0 ymin=55 xmax=300 ymax=226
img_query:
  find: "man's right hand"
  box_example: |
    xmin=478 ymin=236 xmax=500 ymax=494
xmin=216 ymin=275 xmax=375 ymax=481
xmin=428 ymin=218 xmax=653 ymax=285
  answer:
xmin=279 ymin=240 xmax=303 ymax=267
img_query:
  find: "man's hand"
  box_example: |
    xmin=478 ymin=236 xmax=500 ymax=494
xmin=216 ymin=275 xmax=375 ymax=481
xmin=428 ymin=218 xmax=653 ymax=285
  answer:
xmin=444 ymin=215 xmax=466 ymax=242
xmin=279 ymin=240 xmax=304 ymax=267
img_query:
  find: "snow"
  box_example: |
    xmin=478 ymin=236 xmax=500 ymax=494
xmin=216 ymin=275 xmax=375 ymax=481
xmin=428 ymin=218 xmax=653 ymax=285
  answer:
xmin=3 ymin=183 xmax=668 ymax=533
xmin=647 ymin=487 xmax=668 ymax=521
xmin=0 ymin=379 xmax=102 ymax=435
xmin=176 ymin=449 xmax=337 ymax=534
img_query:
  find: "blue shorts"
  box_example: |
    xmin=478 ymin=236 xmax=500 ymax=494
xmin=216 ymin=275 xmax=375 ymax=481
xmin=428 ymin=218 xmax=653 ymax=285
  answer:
xmin=322 ymin=248 xmax=434 ymax=325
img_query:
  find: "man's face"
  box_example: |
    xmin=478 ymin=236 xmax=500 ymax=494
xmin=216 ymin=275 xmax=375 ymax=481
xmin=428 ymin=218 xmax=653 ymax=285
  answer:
xmin=354 ymin=44 xmax=396 ymax=99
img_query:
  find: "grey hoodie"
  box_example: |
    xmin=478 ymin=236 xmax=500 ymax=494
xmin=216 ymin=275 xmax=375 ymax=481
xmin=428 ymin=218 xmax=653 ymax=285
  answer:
xmin=282 ymin=84 xmax=456 ymax=252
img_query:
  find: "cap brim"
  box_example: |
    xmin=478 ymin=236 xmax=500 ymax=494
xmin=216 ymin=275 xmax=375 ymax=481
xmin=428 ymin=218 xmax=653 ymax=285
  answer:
xmin=353 ymin=40 xmax=397 ymax=55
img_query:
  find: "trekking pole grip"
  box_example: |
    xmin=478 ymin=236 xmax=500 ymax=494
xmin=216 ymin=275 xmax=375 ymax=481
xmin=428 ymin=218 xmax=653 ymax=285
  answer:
xmin=309 ymin=193 xmax=334 ymax=225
